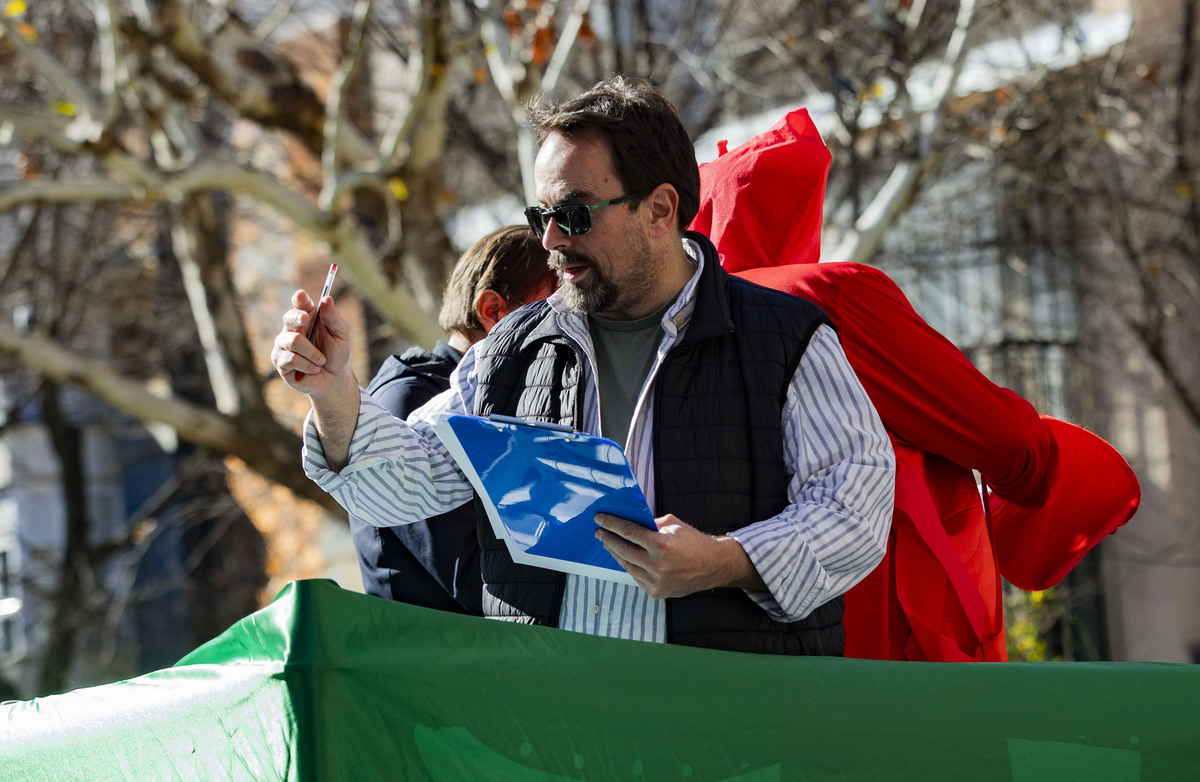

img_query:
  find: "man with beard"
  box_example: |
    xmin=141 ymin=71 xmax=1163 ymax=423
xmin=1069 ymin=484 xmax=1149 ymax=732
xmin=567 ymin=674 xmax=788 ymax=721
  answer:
xmin=271 ymin=76 xmax=895 ymax=656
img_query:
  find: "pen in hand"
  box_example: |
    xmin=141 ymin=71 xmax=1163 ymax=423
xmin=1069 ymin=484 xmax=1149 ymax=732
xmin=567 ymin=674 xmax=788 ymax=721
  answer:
xmin=295 ymin=263 xmax=338 ymax=381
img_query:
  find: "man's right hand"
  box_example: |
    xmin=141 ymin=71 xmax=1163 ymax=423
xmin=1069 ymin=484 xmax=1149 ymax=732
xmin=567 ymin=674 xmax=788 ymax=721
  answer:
xmin=271 ymin=288 xmax=353 ymax=397
xmin=271 ymin=288 xmax=361 ymax=471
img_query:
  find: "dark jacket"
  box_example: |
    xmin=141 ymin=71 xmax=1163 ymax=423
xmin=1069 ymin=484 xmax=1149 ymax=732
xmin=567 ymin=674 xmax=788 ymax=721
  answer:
xmin=349 ymin=341 xmax=483 ymax=615
xmin=469 ymin=232 xmax=844 ymax=655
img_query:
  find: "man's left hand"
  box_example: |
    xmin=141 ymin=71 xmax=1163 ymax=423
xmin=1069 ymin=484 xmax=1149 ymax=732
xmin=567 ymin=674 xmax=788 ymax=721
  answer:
xmin=594 ymin=513 xmax=767 ymax=599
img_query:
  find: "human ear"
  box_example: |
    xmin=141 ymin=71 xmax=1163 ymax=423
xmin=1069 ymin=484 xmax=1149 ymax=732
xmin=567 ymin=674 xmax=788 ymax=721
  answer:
xmin=644 ymin=184 xmax=680 ymax=239
xmin=476 ymin=289 xmax=510 ymax=333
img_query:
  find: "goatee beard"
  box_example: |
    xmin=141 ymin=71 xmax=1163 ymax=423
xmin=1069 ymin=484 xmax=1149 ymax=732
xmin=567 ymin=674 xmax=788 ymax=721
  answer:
xmin=550 ymin=251 xmax=616 ymax=314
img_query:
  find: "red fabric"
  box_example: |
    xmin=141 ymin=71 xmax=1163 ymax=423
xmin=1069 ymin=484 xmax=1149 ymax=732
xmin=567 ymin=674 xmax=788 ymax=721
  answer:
xmin=691 ymin=108 xmax=829 ymax=271
xmin=741 ymin=262 xmax=1020 ymax=661
xmin=989 ymin=416 xmax=1141 ymax=591
xmin=691 ymin=109 xmax=1141 ymax=662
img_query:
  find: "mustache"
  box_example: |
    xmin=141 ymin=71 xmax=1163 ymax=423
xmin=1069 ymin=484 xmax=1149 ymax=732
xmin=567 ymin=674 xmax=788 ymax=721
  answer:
xmin=548 ymin=250 xmax=594 ymax=272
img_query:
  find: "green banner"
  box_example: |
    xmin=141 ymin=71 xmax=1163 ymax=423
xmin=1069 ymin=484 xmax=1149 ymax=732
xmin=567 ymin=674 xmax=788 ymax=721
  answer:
xmin=2 ymin=579 xmax=1196 ymax=780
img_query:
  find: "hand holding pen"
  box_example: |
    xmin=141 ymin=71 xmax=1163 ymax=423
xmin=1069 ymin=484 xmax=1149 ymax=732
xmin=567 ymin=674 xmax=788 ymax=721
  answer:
xmin=294 ymin=263 xmax=338 ymax=381
xmin=270 ymin=262 xmax=360 ymax=468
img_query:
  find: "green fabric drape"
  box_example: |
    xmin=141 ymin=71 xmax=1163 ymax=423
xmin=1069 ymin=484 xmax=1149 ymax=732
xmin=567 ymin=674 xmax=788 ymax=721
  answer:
xmin=2 ymin=579 xmax=1196 ymax=781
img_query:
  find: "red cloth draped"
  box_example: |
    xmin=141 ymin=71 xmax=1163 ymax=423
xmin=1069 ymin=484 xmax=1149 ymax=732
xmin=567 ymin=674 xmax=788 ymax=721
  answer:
xmin=691 ymin=108 xmax=1140 ymax=661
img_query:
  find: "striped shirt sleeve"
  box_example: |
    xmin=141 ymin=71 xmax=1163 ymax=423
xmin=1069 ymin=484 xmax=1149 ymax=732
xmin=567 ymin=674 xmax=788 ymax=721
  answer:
xmin=728 ymin=324 xmax=895 ymax=621
xmin=302 ymin=379 xmax=477 ymax=528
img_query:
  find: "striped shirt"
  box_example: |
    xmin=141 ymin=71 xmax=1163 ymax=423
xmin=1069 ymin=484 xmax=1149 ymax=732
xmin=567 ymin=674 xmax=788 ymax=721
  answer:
xmin=304 ymin=239 xmax=895 ymax=643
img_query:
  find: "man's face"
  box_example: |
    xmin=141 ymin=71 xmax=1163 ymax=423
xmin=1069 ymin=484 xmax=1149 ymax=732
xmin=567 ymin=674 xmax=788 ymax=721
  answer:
xmin=533 ymin=132 xmax=664 ymax=320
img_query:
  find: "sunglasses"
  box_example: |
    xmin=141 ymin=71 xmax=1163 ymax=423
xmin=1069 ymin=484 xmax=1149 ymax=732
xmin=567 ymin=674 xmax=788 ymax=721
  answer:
xmin=523 ymin=193 xmax=645 ymax=238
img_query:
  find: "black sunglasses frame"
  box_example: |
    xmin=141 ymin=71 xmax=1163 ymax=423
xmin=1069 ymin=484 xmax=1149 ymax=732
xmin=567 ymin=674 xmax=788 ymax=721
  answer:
xmin=523 ymin=193 xmax=645 ymax=238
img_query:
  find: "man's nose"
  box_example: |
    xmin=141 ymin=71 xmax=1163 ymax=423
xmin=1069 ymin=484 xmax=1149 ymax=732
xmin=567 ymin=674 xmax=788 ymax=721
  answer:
xmin=541 ymin=218 xmax=572 ymax=252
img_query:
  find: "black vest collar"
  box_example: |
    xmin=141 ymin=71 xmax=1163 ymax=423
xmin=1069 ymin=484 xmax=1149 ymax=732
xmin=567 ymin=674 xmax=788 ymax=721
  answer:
xmin=677 ymin=231 xmax=735 ymax=347
xmin=521 ymin=303 xmax=564 ymax=349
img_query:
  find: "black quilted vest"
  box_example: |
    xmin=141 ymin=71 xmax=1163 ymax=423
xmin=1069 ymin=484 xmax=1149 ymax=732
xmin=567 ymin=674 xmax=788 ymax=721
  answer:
xmin=471 ymin=232 xmax=844 ymax=655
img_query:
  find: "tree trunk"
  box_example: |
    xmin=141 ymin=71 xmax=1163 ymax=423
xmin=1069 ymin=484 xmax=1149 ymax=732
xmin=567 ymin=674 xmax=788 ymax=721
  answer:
xmin=35 ymin=381 xmax=89 ymax=696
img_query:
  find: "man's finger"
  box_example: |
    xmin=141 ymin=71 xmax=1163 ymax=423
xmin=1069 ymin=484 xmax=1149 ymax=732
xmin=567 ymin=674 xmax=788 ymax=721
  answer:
xmin=597 ymin=526 xmax=658 ymax=571
xmin=315 ymin=296 xmax=348 ymax=339
xmin=291 ymin=288 xmax=316 ymax=310
xmin=601 ymin=543 xmax=655 ymax=591
xmin=595 ymin=512 xmax=654 ymax=545
xmin=282 ymin=309 xmax=303 ymax=332
xmin=275 ymin=328 xmax=325 ymax=365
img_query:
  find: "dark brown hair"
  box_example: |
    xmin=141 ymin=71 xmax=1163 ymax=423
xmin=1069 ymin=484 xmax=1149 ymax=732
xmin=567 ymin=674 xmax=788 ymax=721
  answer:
xmin=527 ymin=76 xmax=700 ymax=231
xmin=438 ymin=225 xmax=553 ymax=337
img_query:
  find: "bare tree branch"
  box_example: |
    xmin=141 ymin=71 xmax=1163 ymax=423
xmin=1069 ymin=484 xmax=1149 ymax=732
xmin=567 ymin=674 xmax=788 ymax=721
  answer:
xmin=0 ymin=14 xmax=103 ymax=142
xmin=827 ymin=0 xmax=978 ymax=264
xmin=0 ymin=321 xmax=340 ymax=512
xmin=141 ymin=0 xmax=377 ymax=164
xmin=320 ymin=0 xmax=375 ymax=213
xmin=0 ymin=158 xmax=443 ymax=345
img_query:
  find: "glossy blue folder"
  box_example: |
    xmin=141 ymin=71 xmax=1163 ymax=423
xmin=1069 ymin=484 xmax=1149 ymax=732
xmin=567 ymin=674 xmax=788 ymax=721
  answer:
xmin=433 ymin=413 xmax=657 ymax=585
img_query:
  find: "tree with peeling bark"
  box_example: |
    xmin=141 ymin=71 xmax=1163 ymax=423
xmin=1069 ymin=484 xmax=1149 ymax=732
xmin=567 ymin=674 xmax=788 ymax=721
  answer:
xmin=0 ymin=0 xmax=467 ymax=695
xmin=0 ymin=0 xmax=454 ymax=507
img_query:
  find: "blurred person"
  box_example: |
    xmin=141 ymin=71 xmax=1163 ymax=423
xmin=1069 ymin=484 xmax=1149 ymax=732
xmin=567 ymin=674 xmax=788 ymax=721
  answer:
xmin=350 ymin=225 xmax=555 ymax=614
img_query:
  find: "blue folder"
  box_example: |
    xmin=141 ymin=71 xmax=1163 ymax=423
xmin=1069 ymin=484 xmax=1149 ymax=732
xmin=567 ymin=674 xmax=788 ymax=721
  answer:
xmin=433 ymin=413 xmax=657 ymax=585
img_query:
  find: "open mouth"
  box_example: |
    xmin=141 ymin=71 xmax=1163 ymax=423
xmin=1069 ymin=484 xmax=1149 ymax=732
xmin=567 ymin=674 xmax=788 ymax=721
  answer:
xmin=552 ymin=253 xmax=593 ymax=283
xmin=560 ymin=263 xmax=591 ymax=282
